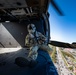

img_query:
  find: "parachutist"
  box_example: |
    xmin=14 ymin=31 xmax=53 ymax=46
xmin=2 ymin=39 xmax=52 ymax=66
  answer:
xmin=25 ymin=24 xmax=52 ymax=61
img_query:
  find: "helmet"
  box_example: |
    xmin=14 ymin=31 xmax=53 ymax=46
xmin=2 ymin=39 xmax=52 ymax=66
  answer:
xmin=27 ymin=24 xmax=36 ymax=33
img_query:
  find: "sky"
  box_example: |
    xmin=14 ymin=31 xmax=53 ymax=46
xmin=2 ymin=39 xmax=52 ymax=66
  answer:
xmin=48 ymin=0 xmax=76 ymax=44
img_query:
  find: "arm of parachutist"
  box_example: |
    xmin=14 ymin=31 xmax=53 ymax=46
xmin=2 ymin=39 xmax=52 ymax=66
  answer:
xmin=38 ymin=32 xmax=47 ymax=41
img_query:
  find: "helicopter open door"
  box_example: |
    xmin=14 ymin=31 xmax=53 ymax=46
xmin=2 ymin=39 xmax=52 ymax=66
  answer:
xmin=0 ymin=0 xmax=65 ymax=75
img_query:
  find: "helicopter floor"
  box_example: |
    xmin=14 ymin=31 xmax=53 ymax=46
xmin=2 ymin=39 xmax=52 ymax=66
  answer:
xmin=0 ymin=48 xmax=58 ymax=75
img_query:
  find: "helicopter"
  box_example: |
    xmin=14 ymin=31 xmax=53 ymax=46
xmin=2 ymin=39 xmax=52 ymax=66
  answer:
xmin=0 ymin=0 xmax=76 ymax=75
xmin=0 ymin=0 xmax=64 ymax=47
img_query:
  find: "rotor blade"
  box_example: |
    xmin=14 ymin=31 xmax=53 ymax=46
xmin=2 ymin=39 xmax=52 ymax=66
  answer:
xmin=49 ymin=40 xmax=76 ymax=48
xmin=51 ymin=0 xmax=63 ymax=15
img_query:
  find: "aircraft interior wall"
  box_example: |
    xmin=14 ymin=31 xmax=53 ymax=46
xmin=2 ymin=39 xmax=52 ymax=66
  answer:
xmin=0 ymin=19 xmax=44 ymax=48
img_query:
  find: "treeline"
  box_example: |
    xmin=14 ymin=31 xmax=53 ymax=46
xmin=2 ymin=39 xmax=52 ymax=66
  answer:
xmin=51 ymin=47 xmax=57 ymax=63
xmin=61 ymin=51 xmax=74 ymax=59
